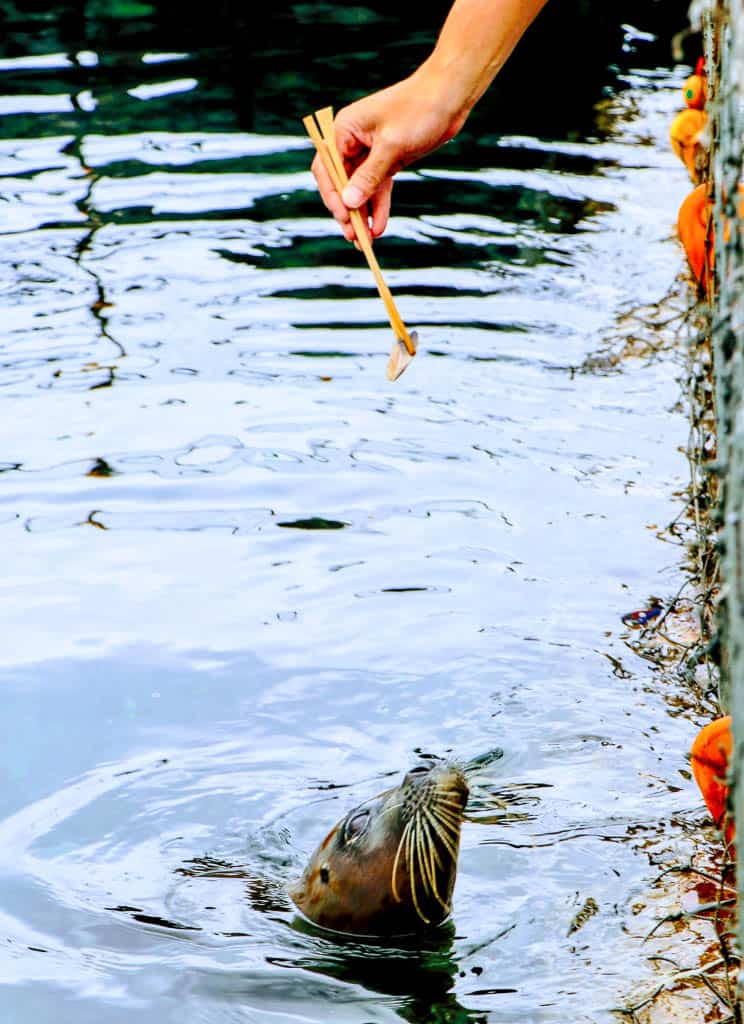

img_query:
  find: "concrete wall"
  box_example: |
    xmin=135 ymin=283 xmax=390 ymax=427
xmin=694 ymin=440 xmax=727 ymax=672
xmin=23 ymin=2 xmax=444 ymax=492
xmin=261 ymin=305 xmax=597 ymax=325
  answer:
xmin=699 ymin=0 xmax=744 ymax=950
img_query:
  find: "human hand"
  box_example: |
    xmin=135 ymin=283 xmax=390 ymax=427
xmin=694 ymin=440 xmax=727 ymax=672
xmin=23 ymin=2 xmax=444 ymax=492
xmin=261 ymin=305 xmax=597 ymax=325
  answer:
xmin=310 ymin=0 xmax=549 ymax=243
xmin=311 ymin=68 xmax=469 ymax=243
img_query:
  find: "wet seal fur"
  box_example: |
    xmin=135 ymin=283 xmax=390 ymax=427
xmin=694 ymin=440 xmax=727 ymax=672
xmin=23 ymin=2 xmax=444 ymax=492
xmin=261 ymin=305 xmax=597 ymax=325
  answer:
xmin=289 ymin=762 xmax=469 ymax=936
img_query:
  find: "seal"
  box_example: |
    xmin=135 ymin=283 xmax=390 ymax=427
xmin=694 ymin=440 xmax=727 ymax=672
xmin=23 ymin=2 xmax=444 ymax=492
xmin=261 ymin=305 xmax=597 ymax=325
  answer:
xmin=289 ymin=761 xmax=469 ymax=936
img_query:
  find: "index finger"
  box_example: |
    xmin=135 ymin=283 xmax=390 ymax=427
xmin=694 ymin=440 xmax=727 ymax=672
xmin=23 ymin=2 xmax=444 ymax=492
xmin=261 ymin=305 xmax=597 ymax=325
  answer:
xmin=311 ymin=152 xmax=357 ymax=239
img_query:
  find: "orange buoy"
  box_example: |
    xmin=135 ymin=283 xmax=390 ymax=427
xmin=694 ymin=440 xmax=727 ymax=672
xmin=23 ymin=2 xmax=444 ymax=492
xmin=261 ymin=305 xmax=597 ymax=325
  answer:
xmin=690 ymin=716 xmax=734 ymax=849
xmin=677 ymin=183 xmax=744 ymax=288
xmin=670 ymin=107 xmax=707 ymax=181
xmin=683 ymin=60 xmax=707 ymax=110
xmin=677 ymin=183 xmax=712 ymax=287
xmin=683 ymin=74 xmax=706 ymax=110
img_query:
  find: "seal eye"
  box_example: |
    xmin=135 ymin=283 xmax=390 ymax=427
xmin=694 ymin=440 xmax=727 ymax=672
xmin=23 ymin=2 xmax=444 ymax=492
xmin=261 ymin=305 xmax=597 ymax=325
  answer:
xmin=319 ymin=866 xmax=330 ymax=884
xmin=408 ymin=764 xmax=431 ymax=775
xmin=343 ymin=810 xmax=370 ymax=844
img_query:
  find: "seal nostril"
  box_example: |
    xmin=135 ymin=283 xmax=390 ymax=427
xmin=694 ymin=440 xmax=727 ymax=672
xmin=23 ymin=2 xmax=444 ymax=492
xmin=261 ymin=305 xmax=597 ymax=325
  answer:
xmin=320 ymin=866 xmax=330 ymax=884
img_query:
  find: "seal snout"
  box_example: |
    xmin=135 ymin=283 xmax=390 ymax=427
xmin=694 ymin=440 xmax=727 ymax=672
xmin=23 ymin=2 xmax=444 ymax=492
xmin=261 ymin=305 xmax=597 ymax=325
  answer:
xmin=402 ymin=762 xmax=469 ymax=810
xmin=434 ymin=763 xmax=469 ymax=803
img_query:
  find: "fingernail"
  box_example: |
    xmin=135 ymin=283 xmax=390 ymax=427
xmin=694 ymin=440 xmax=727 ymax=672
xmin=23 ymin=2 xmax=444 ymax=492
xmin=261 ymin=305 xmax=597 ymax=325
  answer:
xmin=342 ymin=185 xmax=364 ymax=208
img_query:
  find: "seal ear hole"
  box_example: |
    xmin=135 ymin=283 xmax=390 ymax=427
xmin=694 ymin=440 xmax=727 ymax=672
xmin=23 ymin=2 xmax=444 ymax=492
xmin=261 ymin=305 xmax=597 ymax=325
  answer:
xmin=319 ymin=866 xmax=330 ymax=884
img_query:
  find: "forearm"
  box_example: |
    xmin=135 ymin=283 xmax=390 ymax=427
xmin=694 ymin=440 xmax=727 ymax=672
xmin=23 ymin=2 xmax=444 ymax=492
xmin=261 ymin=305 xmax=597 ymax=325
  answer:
xmin=313 ymin=0 xmax=548 ymax=235
xmin=415 ymin=0 xmax=549 ymax=119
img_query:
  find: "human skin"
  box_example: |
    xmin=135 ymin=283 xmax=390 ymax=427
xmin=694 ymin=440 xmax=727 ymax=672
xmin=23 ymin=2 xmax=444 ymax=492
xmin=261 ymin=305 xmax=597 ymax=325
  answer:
xmin=311 ymin=0 xmax=549 ymax=243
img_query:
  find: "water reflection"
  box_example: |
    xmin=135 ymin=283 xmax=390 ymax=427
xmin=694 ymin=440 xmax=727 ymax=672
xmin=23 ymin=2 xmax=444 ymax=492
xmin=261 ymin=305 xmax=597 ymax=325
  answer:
xmin=279 ymin=923 xmax=486 ymax=1024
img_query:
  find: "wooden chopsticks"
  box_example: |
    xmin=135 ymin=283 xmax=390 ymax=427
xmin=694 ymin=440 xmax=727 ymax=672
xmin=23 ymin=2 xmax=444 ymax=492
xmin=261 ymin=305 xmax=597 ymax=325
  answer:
xmin=303 ymin=107 xmax=417 ymax=377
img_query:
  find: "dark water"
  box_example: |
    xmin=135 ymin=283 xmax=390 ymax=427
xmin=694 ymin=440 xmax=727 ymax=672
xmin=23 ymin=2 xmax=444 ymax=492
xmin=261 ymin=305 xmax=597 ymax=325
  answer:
xmin=0 ymin=5 xmax=709 ymax=1023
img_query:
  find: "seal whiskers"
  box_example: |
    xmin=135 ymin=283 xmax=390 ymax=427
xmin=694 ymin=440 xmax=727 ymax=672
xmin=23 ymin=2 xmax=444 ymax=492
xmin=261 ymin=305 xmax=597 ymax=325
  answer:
xmin=406 ymin=790 xmax=464 ymax=921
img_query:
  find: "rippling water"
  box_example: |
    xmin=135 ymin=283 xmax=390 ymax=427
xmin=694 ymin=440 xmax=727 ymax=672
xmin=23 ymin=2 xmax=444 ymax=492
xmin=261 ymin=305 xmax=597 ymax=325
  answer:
xmin=0 ymin=7 xmax=706 ymax=1023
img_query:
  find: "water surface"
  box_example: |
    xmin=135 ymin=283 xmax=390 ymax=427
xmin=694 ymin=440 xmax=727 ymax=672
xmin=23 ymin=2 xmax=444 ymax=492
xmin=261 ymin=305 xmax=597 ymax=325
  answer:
xmin=0 ymin=8 xmax=706 ymax=1023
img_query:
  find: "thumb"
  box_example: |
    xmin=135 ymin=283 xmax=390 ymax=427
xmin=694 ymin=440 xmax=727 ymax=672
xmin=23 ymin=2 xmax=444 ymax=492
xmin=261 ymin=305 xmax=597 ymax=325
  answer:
xmin=341 ymin=142 xmax=396 ymax=209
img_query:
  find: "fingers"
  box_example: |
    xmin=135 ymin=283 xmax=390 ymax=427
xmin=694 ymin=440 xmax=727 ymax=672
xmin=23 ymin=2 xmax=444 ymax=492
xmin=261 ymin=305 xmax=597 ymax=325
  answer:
xmin=309 ymin=107 xmax=398 ymax=242
xmin=369 ymin=178 xmax=393 ymax=238
xmin=340 ymin=140 xmax=397 ymax=213
xmin=311 ymin=152 xmax=354 ymax=240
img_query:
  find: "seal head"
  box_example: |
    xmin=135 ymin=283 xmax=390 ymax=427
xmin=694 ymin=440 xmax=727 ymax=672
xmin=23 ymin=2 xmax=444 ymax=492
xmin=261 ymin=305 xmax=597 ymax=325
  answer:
xmin=289 ymin=761 xmax=468 ymax=936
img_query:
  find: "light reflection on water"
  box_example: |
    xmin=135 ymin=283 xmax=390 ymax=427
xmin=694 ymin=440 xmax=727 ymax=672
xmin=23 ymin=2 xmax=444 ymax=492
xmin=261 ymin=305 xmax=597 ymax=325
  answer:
xmin=0 ymin=17 xmax=707 ymax=1024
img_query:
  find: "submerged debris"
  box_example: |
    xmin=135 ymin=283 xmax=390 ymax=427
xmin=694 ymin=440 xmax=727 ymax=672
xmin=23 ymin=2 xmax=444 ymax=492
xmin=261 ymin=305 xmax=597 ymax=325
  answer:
xmin=567 ymin=896 xmax=599 ymax=936
xmin=622 ymin=602 xmax=664 ymax=628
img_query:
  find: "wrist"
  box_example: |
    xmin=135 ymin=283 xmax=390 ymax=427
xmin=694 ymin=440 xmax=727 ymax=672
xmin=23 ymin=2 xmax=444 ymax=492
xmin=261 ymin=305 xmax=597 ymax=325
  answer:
xmin=408 ymin=57 xmax=477 ymax=138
